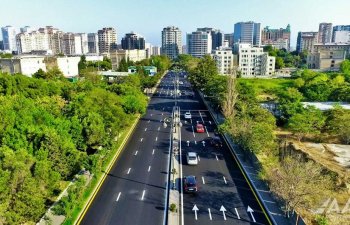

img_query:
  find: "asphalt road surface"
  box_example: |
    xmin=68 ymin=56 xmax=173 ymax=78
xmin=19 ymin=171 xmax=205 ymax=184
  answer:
xmin=79 ymin=72 xmax=176 ymax=225
xmin=176 ymin=72 xmax=271 ymax=225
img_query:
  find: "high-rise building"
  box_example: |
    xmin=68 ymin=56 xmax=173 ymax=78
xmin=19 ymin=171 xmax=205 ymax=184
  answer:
xmin=236 ymin=43 xmax=275 ymax=77
xmin=161 ymin=26 xmax=182 ymax=60
xmin=212 ymin=47 xmax=237 ymax=75
xmin=20 ymin=26 xmax=34 ymax=33
xmin=261 ymin=25 xmax=291 ymax=50
xmin=151 ymin=46 xmax=161 ymax=56
xmin=77 ymin=33 xmax=88 ymax=54
xmin=332 ymin=25 xmax=350 ymax=43
xmin=224 ymin=33 xmax=234 ymax=47
xmin=0 ymin=41 xmax=3 ymax=50
xmin=197 ymin=27 xmax=223 ymax=50
xmin=187 ymin=31 xmax=212 ymax=58
xmin=16 ymin=30 xmax=50 ymax=54
xmin=88 ymin=33 xmax=99 ymax=54
xmin=38 ymin=26 xmax=63 ymax=55
xmin=318 ymin=23 xmax=332 ymax=44
xmin=296 ymin=32 xmax=318 ymax=53
xmin=61 ymin=33 xmax=86 ymax=55
xmin=145 ymin=42 xmax=152 ymax=58
xmin=233 ymin=22 xmax=261 ymax=46
xmin=1 ymin=26 xmax=17 ymax=52
xmin=98 ymin=27 xmax=117 ymax=53
xmin=121 ymin=32 xmax=145 ymax=50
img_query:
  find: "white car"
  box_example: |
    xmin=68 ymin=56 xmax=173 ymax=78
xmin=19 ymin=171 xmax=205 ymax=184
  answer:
xmin=184 ymin=112 xmax=192 ymax=119
xmin=186 ymin=152 xmax=198 ymax=165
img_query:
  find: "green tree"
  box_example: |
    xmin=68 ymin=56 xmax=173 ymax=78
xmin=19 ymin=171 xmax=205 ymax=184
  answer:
xmin=33 ymin=68 xmax=47 ymax=79
xmin=189 ymin=55 xmax=218 ymax=90
xmin=78 ymin=55 xmax=87 ymax=73
xmin=275 ymin=57 xmax=285 ymax=69
xmin=326 ymin=107 xmax=350 ymax=144
xmin=278 ymin=87 xmax=304 ymax=119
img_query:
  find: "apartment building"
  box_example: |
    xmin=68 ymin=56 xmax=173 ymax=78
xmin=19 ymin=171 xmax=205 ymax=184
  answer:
xmin=121 ymin=32 xmax=145 ymax=50
xmin=16 ymin=30 xmax=50 ymax=54
xmin=161 ymin=26 xmax=182 ymax=60
xmin=109 ymin=49 xmax=147 ymax=70
xmin=1 ymin=26 xmax=17 ymax=52
xmin=88 ymin=33 xmax=99 ymax=54
xmin=261 ymin=25 xmax=291 ymax=50
xmin=296 ymin=32 xmax=318 ymax=53
xmin=318 ymin=23 xmax=333 ymax=44
xmin=212 ymin=47 xmax=237 ymax=75
xmin=98 ymin=27 xmax=117 ymax=53
xmin=187 ymin=31 xmax=212 ymax=58
xmin=236 ymin=43 xmax=275 ymax=77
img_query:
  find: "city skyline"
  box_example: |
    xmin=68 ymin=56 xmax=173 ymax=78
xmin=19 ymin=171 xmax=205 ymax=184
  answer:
xmin=1 ymin=0 xmax=349 ymax=49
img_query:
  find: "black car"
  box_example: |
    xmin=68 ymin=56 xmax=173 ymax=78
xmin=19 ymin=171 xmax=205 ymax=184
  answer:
xmin=209 ymin=136 xmax=223 ymax=147
xmin=183 ymin=176 xmax=198 ymax=193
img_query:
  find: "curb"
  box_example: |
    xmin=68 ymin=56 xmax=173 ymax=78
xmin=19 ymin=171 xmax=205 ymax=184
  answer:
xmin=74 ymin=115 xmax=141 ymax=225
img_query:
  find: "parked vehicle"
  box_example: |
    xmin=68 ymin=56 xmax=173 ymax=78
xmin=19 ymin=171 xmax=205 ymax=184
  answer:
xmin=183 ymin=175 xmax=198 ymax=193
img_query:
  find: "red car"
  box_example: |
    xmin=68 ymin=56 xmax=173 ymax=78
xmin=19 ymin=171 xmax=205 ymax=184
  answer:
xmin=196 ymin=124 xmax=205 ymax=133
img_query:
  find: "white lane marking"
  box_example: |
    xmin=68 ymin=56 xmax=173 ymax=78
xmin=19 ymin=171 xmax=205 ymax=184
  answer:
xmin=235 ymin=208 xmax=241 ymax=219
xmin=223 ymin=176 xmax=227 ymax=184
xmin=158 ymin=127 xmax=160 ymax=131
xmin=127 ymin=168 xmax=131 ymax=174
xmin=202 ymin=141 xmax=205 ymax=147
xmin=140 ymin=138 xmax=143 ymax=142
xmin=216 ymin=154 xmax=219 ymax=161
xmin=150 ymin=114 xmax=153 ymax=117
xmin=116 ymin=192 xmax=121 ymax=201
xmin=192 ymin=205 xmax=199 ymax=220
xmin=152 ymin=149 xmax=155 ymax=155
xmin=155 ymin=137 xmax=158 ymax=141
xmin=148 ymin=166 xmax=151 ymax=172
xmin=202 ymin=176 xmax=205 ymax=184
xmin=198 ymin=155 xmax=200 ymax=162
xmin=199 ymin=111 xmax=205 ymax=124
xmin=162 ymin=113 xmax=164 ymax=115
xmin=148 ymin=120 xmax=150 ymax=123
xmin=145 ymin=128 xmax=147 ymax=131
xmin=208 ymin=208 xmax=212 ymax=220
xmin=134 ymin=151 xmax=138 ymax=156
xmin=195 ymin=141 xmax=197 ymax=145
xmin=187 ymin=140 xmax=190 ymax=146
xmin=205 ymin=126 xmax=210 ymax=137
xmin=141 ymin=190 xmax=146 ymax=200
xmin=209 ymin=121 xmax=212 ymax=125
xmin=192 ymin=125 xmax=195 ymax=137
xmin=220 ymin=205 xmax=227 ymax=220
xmin=247 ymin=206 xmax=256 ymax=222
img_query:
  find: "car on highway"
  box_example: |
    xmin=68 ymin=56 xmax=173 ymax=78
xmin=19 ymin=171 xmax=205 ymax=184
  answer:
xmin=209 ymin=136 xmax=223 ymax=147
xmin=184 ymin=112 xmax=192 ymax=119
xmin=183 ymin=175 xmax=198 ymax=193
xmin=196 ymin=124 xmax=205 ymax=133
xmin=186 ymin=152 xmax=198 ymax=165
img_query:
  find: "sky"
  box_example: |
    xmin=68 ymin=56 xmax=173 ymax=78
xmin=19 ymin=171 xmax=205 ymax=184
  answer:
xmin=1 ymin=0 xmax=349 ymax=49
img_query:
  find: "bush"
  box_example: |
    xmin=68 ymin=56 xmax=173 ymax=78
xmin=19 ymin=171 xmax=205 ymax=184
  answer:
xmin=169 ymin=203 xmax=177 ymax=212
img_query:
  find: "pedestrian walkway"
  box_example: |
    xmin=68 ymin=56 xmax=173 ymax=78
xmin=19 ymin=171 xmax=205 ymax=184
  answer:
xmin=199 ymin=92 xmax=304 ymax=225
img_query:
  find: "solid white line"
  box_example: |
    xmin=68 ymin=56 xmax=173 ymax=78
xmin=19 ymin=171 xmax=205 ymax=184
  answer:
xmin=205 ymin=126 xmax=210 ymax=137
xmin=216 ymin=155 xmax=219 ymax=161
xmin=134 ymin=151 xmax=138 ymax=156
xmin=235 ymin=208 xmax=240 ymax=219
xmin=179 ymin=107 xmax=184 ymax=225
xmin=116 ymin=192 xmax=121 ymax=202
xmin=202 ymin=176 xmax=205 ymax=184
xmin=148 ymin=166 xmax=151 ymax=172
xmin=199 ymin=111 xmax=205 ymax=124
xmin=141 ymin=190 xmax=146 ymax=200
xmin=223 ymin=176 xmax=227 ymax=184
xmin=192 ymin=125 xmax=195 ymax=137
xmin=127 ymin=168 xmax=131 ymax=174
xmin=208 ymin=208 xmax=212 ymax=220
xmin=152 ymin=149 xmax=155 ymax=155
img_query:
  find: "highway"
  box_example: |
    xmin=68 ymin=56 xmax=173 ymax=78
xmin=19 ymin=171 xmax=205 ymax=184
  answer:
xmin=176 ymin=72 xmax=271 ymax=225
xmin=79 ymin=72 xmax=176 ymax=225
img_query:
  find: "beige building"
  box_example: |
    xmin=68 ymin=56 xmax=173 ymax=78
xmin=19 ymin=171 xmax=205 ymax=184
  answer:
xmin=109 ymin=49 xmax=146 ymax=70
xmin=98 ymin=27 xmax=117 ymax=54
xmin=236 ymin=43 xmax=275 ymax=77
xmin=307 ymin=43 xmax=350 ymax=70
xmin=38 ymin=26 xmax=63 ymax=54
xmin=16 ymin=30 xmax=50 ymax=54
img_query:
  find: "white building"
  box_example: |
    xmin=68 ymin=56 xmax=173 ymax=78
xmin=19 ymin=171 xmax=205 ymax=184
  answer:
xmin=187 ymin=31 xmax=212 ymax=58
xmin=151 ymin=46 xmax=161 ymax=56
xmin=237 ymin=43 xmax=275 ymax=77
xmin=1 ymin=26 xmax=17 ymax=52
xmin=0 ymin=56 xmax=46 ymax=76
xmin=212 ymin=47 xmax=237 ymax=75
xmin=145 ymin=42 xmax=152 ymax=58
xmin=78 ymin=33 xmax=88 ymax=54
xmin=333 ymin=30 xmax=350 ymax=43
xmin=56 ymin=56 xmax=80 ymax=77
xmin=38 ymin=26 xmax=63 ymax=55
xmin=109 ymin=49 xmax=147 ymax=70
xmin=88 ymin=33 xmax=99 ymax=54
xmin=161 ymin=26 xmax=182 ymax=59
xmin=16 ymin=30 xmax=50 ymax=54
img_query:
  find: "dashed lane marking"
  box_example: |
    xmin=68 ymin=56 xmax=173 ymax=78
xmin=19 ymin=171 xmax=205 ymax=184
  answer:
xmin=223 ymin=176 xmax=227 ymax=184
xmin=208 ymin=208 xmax=212 ymax=220
xmin=148 ymin=166 xmax=151 ymax=172
xmin=235 ymin=208 xmax=240 ymax=219
xmin=141 ymin=190 xmax=146 ymax=200
xmin=152 ymin=149 xmax=155 ymax=155
xmin=127 ymin=168 xmax=131 ymax=174
xmin=134 ymin=151 xmax=138 ymax=156
xmin=116 ymin=192 xmax=121 ymax=202
xmin=202 ymin=176 xmax=205 ymax=184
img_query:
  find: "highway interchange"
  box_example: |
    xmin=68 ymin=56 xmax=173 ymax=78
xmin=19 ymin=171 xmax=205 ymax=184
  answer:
xmin=79 ymin=71 xmax=271 ymax=225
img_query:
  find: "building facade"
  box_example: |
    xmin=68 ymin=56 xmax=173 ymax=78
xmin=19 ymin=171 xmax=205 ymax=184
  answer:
xmin=0 ymin=56 xmax=46 ymax=76
xmin=161 ymin=26 xmax=182 ymax=60
xmin=236 ymin=43 xmax=275 ymax=77
xmin=211 ymin=47 xmax=237 ymax=75
xmin=296 ymin=32 xmax=318 ymax=53
xmin=318 ymin=23 xmax=332 ymax=44
xmin=197 ymin=27 xmax=223 ymax=50
xmin=98 ymin=27 xmax=117 ymax=53
xmin=1 ymin=26 xmax=17 ymax=52
xmin=332 ymin=25 xmax=350 ymax=43
xmin=307 ymin=43 xmax=350 ymax=70
xmin=121 ymin=32 xmax=145 ymax=50
xmin=16 ymin=30 xmax=50 ymax=54
xmin=224 ymin=33 xmax=234 ymax=48
xmin=38 ymin=26 xmax=63 ymax=55
xmin=151 ymin=46 xmax=161 ymax=56
xmin=261 ymin=25 xmax=291 ymax=50
xmin=109 ymin=49 xmax=147 ymax=70
xmin=234 ymin=22 xmax=261 ymax=46
xmin=187 ymin=31 xmax=212 ymax=58
xmin=87 ymin=33 xmax=99 ymax=54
